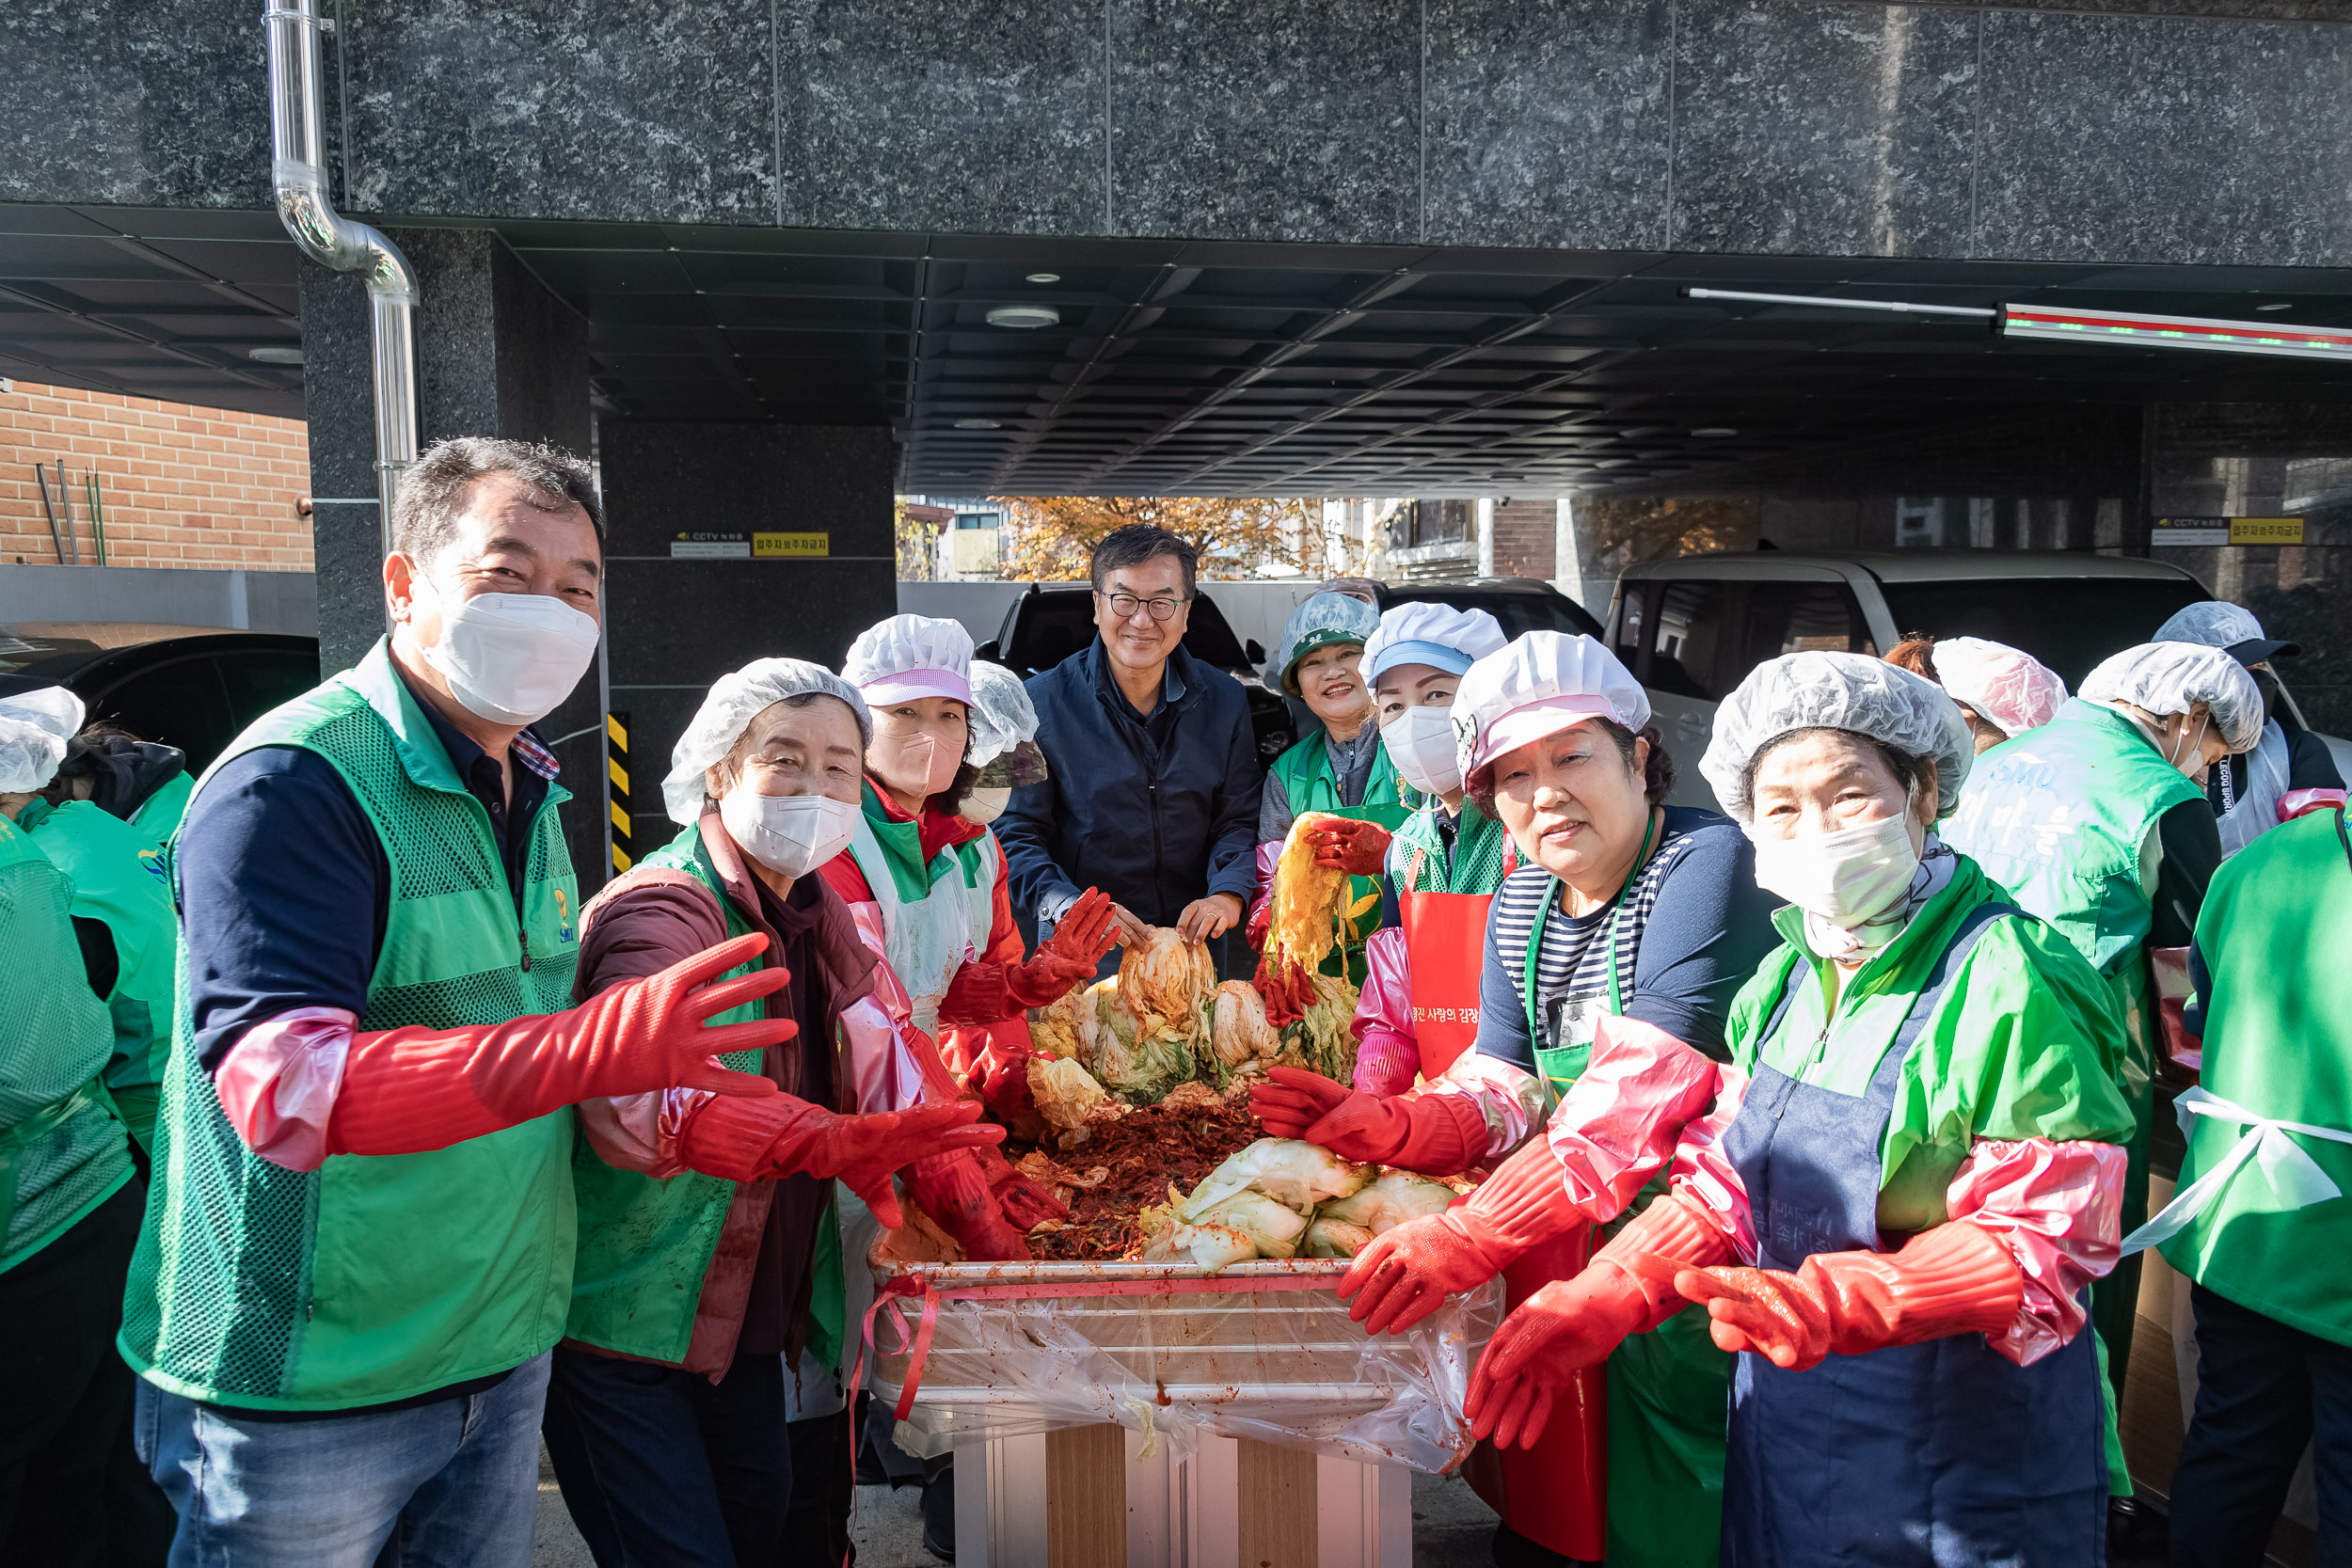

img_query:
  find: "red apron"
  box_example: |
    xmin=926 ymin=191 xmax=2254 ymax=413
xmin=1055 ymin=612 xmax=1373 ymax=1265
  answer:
xmin=1465 ymin=1222 xmax=1610 ymax=1561
xmin=1397 ymin=886 xmax=1492 ymax=1080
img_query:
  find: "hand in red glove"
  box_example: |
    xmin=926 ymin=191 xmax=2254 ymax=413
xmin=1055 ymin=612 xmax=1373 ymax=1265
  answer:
xmin=905 ymin=1148 xmax=1033 ymax=1261
xmin=328 ymin=932 xmax=786 ymax=1158
xmin=1337 ymin=1211 xmax=1509 ymax=1335
xmin=977 ymin=1142 xmax=1070 ymax=1230
xmin=1005 ymin=889 xmax=1120 ymax=1007
xmin=1675 ymin=1221 xmax=2023 ymax=1372
xmin=1247 ymin=1066 xmax=1485 ymax=1172
xmin=1307 ymin=816 xmax=1392 ymax=877
xmin=680 ymin=1095 xmax=1004 ymax=1229
xmin=1467 ymin=1189 xmax=1731 ymax=1449
xmin=1252 ymin=948 xmax=1316 ymax=1029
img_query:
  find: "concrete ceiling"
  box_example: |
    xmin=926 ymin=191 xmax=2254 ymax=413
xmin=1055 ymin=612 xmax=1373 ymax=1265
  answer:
xmin=10 ymin=202 xmax=2352 ymax=498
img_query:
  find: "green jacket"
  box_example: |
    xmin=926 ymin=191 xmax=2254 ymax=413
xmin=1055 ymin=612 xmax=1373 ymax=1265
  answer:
xmin=2159 ymin=811 xmax=2352 ymax=1344
xmin=1389 ymin=799 xmax=1513 ymax=897
xmin=16 ymin=797 xmax=179 ymax=1153
xmin=0 ymin=814 xmax=131 ymax=1271
xmin=1727 ymin=856 xmax=2135 ymax=1229
xmin=121 ymin=640 xmax=582 ymax=1410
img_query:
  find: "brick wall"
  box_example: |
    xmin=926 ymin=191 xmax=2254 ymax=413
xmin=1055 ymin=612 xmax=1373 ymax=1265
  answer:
xmin=1489 ymin=499 xmax=1556 ymax=578
xmin=1 ymin=381 xmax=312 ymax=571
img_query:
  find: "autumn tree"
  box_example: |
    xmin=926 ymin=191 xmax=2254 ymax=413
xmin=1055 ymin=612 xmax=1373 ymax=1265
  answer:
xmin=991 ymin=495 xmax=1367 ymax=580
xmin=895 ymin=501 xmax=950 ymax=580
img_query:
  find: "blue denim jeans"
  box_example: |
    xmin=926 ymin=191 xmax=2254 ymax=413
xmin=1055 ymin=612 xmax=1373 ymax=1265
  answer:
xmin=136 ymin=1351 xmax=551 ymax=1568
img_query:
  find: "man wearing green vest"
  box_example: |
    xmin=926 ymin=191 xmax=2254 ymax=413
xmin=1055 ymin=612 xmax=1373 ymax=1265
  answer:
xmin=543 ymin=656 xmax=999 ymax=1568
xmin=0 ymin=690 xmax=181 ymax=1157
xmin=1248 ymin=590 xmax=1416 ymax=1013
xmin=1942 ymin=637 xmax=2263 ymax=1529
xmin=123 ymin=436 xmax=795 ymax=1568
xmin=2142 ymin=795 xmax=2352 ymax=1563
xmin=0 ymin=699 xmax=164 ymax=1562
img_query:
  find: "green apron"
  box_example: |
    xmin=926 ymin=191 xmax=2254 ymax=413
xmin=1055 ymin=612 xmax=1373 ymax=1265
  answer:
xmin=17 ymin=797 xmax=180 ymax=1154
xmin=1514 ymin=811 xmax=1732 ymax=1568
xmin=1943 ymin=698 xmax=2200 ymax=1466
xmin=1269 ymin=731 xmax=1415 ymax=979
xmin=565 ymin=822 xmax=772 ymax=1363
xmin=120 ymin=639 xmax=582 ymax=1411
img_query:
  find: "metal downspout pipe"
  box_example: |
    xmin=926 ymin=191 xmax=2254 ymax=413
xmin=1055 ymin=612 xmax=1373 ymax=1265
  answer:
xmin=264 ymin=0 xmax=417 ymax=559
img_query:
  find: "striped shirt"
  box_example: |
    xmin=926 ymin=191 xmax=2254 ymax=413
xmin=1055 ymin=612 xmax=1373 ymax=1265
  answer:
xmin=1470 ymin=803 xmax=1782 ymax=1074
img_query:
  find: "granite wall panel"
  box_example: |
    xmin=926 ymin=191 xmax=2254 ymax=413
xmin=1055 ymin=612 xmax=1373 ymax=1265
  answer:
xmin=1108 ymin=0 xmax=1420 ymax=243
xmin=1422 ymin=0 xmax=1673 ymax=251
xmin=1671 ymin=2 xmax=1979 ymax=258
xmin=343 ymin=0 xmax=777 ymax=225
xmin=775 ymin=0 xmax=1108 ymax=235
xmin=1975 ymin=8 xmax=2352 ymax=266
xmin=0 ymin=0 xmax=270 ymax=209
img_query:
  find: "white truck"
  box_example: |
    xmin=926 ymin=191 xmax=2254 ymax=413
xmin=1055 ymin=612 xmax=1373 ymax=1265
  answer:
xmin=1600 ymin=548 xmax=2350 ymax=808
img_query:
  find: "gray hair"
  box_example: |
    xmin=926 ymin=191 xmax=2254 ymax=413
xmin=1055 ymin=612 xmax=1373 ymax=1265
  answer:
xmin=390 ymin=436 xmax=603 ymax=572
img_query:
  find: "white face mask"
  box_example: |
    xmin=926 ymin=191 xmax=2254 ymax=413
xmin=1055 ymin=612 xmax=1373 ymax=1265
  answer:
xmin=418 ymin=587 xmax=601 ymax=726
xmin=1750 ymin=811 xmax=1921 ymax=929
xmin=2168 ymin=714 xmax=2211 ymax=780
xmin=961 ymin=784 xmax=1011 ymax=826
xmin=1381 ymin=705 xmax=1463 ymax=798
xmin=720 ymin=788 xmax=860 ymax=879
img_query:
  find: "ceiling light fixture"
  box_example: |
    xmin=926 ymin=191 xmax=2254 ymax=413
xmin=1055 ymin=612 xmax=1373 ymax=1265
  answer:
xmin=1025 ymin=272 xmax=1061 ymax=284
xmin=1691 ymin=426 xmax=1739 ymax=437
xmin=2257 ymin=302 xmax=2294 ymax=311
xmin=247 ymin=346 xmax=305 ymax=365
xmin=953 ymin=419 xmax=1001 ymax=430
xmin=987 ymin=305 xmax=1059 ymax=328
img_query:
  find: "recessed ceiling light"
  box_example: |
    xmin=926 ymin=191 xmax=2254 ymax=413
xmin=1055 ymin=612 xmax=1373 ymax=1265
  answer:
xmin=247 ymin=346 xmax=305 ymax=365
xmin=953 ymin=419 xmax=1001 ymax=430
xmin=1025 ymin=272 xmax=1061 ymax=284
xmin=2256 ymin=302 xmax=2293 ymax=311
xmin=987 ymin=305 xmax=1060 ymax=329
xmin=1691 ymin=426 xmax=1739 ymax=437
xmin=1487 ymin=473 xmax=1524 ymax=483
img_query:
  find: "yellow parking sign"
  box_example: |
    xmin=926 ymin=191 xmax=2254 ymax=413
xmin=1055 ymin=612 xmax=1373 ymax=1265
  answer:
xmin=2227 ymin=516 xmax=2304 ymax=546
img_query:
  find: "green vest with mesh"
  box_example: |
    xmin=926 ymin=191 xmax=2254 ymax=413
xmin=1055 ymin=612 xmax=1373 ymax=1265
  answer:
xmin=565 ymin=821 xmax=769 ymax=1363
xmin=1270 ymin=732 xmax=1416 ymax=977
xmin=119 ymin=639 xmax=583 ymax=1411
xmin=17 ymin=797 xmax=180 ymax=1154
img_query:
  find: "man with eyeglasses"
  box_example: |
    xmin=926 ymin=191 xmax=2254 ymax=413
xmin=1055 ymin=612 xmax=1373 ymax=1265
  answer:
xmin=997 ymin=525 xmax=1263 ymax=976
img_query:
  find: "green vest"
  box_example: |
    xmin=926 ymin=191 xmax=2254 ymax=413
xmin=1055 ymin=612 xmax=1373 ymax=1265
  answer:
xmin=1270 ymin=731 xmax=1416 ymax=974
xmin=1389 ymin=799 xmax=1512 ymax=898
xmin=566 ymin=821 xmax=771 ymax=1363
xmin=17 ymin=797 xmax=179 ymax=1153
xmin=0 ymin=815 xmax=131 ymax=1271
xmin=119 ymin=639 xmax=583 ymax=1411
xmin=2158 ymin=811 xmax=2352 ymax=1345
xmin=130 ymin=770 xmax=193 ymax=853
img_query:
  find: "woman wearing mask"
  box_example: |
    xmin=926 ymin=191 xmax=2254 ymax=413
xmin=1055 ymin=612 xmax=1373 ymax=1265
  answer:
xmin=545 ymin=658 xmax=1001 ymax=1568
xmin=1883 ymin=634 xmax=2068 ymax=754
xmin=2151 ymin=601 xmax=2345 ymax=857
xmin=1266 ymin=631 xmax=1779 ymax=1568
xmin=1343 ymin=601 xmax=1510 ymax=1096
xmin=1372 ymin=652 xmax=2137 ymax=1567
xmin=823 ymin=615 xmax=1114 ymax=1259
xmin=1944 ymin=638 xmax=2262 ymax=1468
xmin=1248 ymin=591 xmax=1414 ymax=1010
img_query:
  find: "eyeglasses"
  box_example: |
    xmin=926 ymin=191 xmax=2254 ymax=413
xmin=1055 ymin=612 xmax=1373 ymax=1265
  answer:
xmin=1095 ymin=590 xmax=1186 ymax=623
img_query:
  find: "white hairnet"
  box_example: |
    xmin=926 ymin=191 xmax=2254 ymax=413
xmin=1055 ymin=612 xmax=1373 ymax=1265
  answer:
xmin=841 ymin=614 xmax=973 ymax=705
xmin=2152 ymin=601 xmax=2264 ymax=650
xmin=1700 ymin=652 xmax=1974 ymax=823
xmin=966 ymin=660 xmax=1038 ymax=766
xmin=1453 ymin=632 xmax=1649 ymax=781
xmin=2078 ymin=641 xmax=2264 ymax=755
xmin=1929 ymin=637 xmax=2068 ymax=737
xmin=0 ymin=686 xmax=85 ymax=794
xmin=1361 ymin=601 xmax=1509 ymax=682
xmin=1269 ymin=591 xmax=1381 ymax=693
xmin=661 ymin=659 xmax=871 ymax=826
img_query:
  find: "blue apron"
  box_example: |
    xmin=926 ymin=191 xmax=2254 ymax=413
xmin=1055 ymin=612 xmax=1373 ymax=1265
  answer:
xmin=1718 ymin=904 xmax=2106 ymax=1568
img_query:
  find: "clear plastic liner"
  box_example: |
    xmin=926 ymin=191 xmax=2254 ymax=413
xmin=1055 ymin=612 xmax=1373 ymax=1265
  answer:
xmin=866 ymin=1257 xmax=1503 ymax=1472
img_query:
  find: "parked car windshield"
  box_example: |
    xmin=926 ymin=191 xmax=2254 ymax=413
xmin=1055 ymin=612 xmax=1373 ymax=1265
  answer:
xmin=1876 ymin=578 xmax=2208 ymax=689
xmin=1381 ymin=585 xmax=1604 ymax=641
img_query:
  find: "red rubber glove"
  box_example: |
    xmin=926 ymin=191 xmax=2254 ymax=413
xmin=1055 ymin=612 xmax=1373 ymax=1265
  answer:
xmin=905 ymin=1148 xmax=1033 ymax=1261
xmin=1248 ymin=1066 xmax=1486 ymax=1172
xmin=940 ymin=890 xmax=1121 ymax=1023
xmin=1252 ymin=948 xmax=1316 ymax=1029
xmin=1307 ymin=816 xmax=1391 ymax=877
xmin=677 ymin=1095 xmax=1004 ymax=1229
xmin=975 ymin=1142 xmax=1070 ymax=1230
xmin=1467 ymin=1190 xmax=1732 ymax=1449
xmin=2280 ymin=787 xmax=2347 ymax=822
xmin=1337 ymin=1210 xmax=1508 ymax=1335
xmin=1676 ymin=1221 xmax=2023 ymax=1372
xmin=329 ymin=932 xmax=786 ymax=1158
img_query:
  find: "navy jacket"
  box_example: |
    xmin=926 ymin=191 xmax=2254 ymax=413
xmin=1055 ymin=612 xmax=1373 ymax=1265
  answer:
xmin=998 ymin=640 xmax=1263 ymax=929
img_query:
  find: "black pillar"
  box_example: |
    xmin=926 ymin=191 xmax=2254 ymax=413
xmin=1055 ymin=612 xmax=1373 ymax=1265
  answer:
xmin=597 ymin=423 xmax=898 ymax=871
xmin=297 ymin=228 xmax=605 ymax=887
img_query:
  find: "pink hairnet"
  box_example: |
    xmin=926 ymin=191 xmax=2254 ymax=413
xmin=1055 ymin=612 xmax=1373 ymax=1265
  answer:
xmin=1929 ymin=637 xmax=2068 ymax=737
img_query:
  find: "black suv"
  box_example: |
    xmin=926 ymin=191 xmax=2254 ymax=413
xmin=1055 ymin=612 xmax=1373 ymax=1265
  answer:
xmin=0 ymin=628 xmax=320 ymax=773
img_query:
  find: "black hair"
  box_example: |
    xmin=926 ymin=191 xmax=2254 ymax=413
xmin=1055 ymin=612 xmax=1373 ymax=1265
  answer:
xmin=1467 ymin=719 xmax=1675 ymax=816
xmin=391 ymin=436 xmax=603 ymax=573
xmin=1089 ymin=524 xmax=1198 ymax=598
